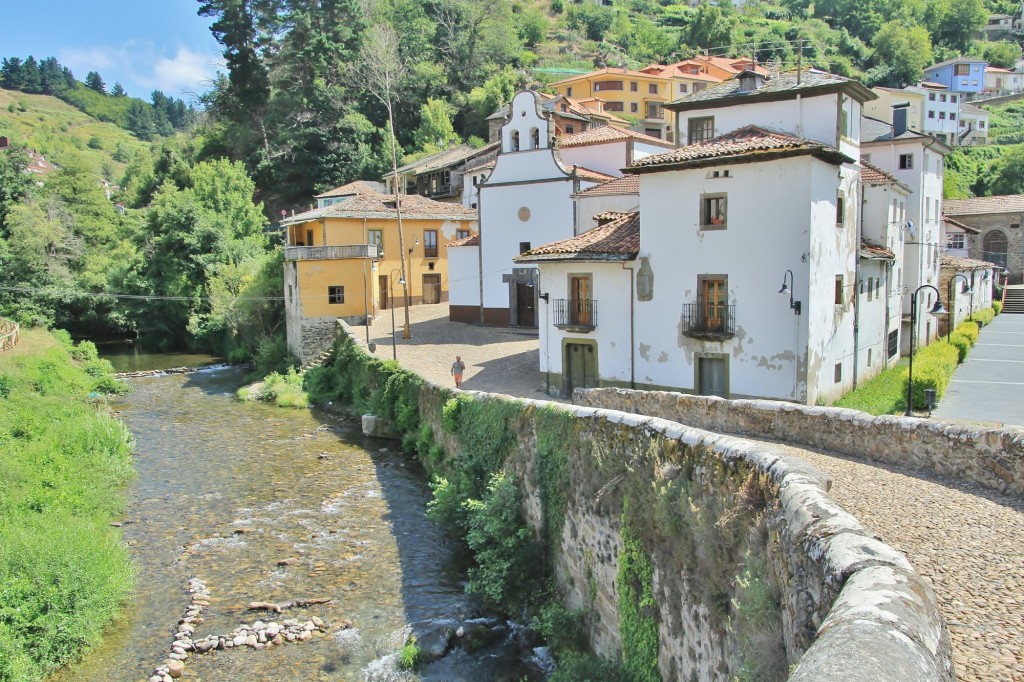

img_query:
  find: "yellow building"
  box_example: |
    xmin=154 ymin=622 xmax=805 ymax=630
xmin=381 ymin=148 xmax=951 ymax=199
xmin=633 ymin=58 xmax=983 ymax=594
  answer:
xmin=863 ymin=87 xmax=926 ymax=134
xmin=281 ymin=189 xmax=478 ymax=361
xmin=549 ymin=65 xmax=723 ymax=142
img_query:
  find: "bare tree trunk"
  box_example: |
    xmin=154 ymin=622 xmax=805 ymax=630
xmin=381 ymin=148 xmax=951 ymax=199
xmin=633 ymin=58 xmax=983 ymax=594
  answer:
xmin=385 ymin=102 xmax=412 ymax=339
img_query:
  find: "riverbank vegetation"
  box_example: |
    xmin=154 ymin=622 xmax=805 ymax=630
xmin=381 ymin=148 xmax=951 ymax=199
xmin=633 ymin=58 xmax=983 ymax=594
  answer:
xmin=0 ymin=328 xmax=135 ymax=681
xmin=834 ymin=307 xmax=999 ymax=414
xmin=307 ymin=327 xmax=788 ymax=679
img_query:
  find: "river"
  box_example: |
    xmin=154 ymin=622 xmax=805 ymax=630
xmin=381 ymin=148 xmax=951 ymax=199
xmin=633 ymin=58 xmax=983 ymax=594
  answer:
xmin=51 ymin=365 xmax=546 ymax=681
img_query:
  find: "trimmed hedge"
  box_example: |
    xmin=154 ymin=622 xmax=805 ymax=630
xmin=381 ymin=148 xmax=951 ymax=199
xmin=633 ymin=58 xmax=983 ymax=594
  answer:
xmin=948 ymin=333 xmax=970 ymax=363
xmin=904 ymin=341 xmax=959 ymax=410
xmin=973 ymin=308 xmax=995 ymax=326
xmin=993 ymin=300 xmax=1003 ymax=315
xmin=954 ymin=321 xmax=979 ymax=345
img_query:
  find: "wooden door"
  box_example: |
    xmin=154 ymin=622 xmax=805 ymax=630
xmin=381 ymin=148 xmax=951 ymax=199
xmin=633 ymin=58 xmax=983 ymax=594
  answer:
xmin=570 ymin=276 xmax=592 ymax=326
xmin=379 ymin=275 xmax=389 ymax=310
xmin=422 ymin=274 xmax=441 ymax=304
xmin=701 ymin=279 xmax=726 ymax=331
xmin=516 ymin=282 xmax=536 ymax=327
xmin=565 ymin=343 xmax=596 ymax=395
xmin=698 ymin=357 xmax=726 ymax=397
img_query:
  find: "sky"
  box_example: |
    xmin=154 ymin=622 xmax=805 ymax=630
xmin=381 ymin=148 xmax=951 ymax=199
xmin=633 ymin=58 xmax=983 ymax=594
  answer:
xmin=5 ymin=0 xmax=224 ymax=102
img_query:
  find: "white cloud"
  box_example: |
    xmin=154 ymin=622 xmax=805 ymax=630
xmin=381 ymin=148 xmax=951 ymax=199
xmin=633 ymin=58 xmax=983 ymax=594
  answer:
xmin=148 ymin=47 xmax=222 ymax=95
xmin=57 ymin=43 xmax=223 ymax=98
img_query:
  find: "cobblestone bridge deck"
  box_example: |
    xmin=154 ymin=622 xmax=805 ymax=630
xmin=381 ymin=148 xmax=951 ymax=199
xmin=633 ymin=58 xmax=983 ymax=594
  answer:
xmin=361 ymin=304 xmax=1024 ymax=681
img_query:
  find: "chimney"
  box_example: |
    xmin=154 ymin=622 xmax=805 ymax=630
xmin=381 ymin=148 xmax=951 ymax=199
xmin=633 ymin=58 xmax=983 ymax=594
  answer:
xmin=892 ymin=103 xmax=909 ymax=137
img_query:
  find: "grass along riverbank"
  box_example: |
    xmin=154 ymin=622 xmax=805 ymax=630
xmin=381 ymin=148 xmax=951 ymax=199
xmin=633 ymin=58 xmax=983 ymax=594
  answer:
xmin=0 ymin=328 xmax=135 ymax=681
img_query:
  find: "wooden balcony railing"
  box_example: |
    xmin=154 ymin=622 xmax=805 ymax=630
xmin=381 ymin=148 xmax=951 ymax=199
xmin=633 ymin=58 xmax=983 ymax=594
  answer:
xmin=284 ymin=244 xmax=380 ymax=261
xmin=0 ymin=317 xmax=20 ymax=352
xmin=553 ymin=298 xmax=597 ymax=331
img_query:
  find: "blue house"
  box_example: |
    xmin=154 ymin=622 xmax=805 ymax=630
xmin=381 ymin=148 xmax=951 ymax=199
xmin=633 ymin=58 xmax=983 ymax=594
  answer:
xmin=923 ymin=57 xmax=988 ymax=95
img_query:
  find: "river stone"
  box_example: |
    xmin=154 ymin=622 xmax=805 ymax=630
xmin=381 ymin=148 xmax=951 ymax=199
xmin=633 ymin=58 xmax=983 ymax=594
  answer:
xmin=258 ymin=631 xmax=268 ymax=643
xmin=232 ymin=635 xmax=246 ymax=647
xmin=253 ymin=620 xmax=265 ymax=629
xmin=311 ymin=616 xmax=324 ymax=628
xmin=168 ymin=652 xmax=186 ymax=661
xmin=298 ymin=630 xmax=312 ymax=641
xmin=361 ymin=414 xmax=395 ymax=438
xmin=245 ymin=634 xmax=258 ymax=647
xmin=149 ymin=676 xmax=162 ymax=682
xmin=272 ymin=634 xmax=284 ymax=646
xmin=283 ymin=619 xmax=300 ymax=627
xmin=416 ymin=626 xmax=454 ymax=660
xmin=266 ymin=623 xmax=281 ymax=637
xmin=165 ymin=659 xmax=185 ymax=678
xmin=303 ymin=620 xmax=316 ymax=631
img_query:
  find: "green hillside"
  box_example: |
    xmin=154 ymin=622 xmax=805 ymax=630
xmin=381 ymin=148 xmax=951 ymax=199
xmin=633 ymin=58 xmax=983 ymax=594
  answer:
xmin=0 ymin=88 xmax=149 ymax=179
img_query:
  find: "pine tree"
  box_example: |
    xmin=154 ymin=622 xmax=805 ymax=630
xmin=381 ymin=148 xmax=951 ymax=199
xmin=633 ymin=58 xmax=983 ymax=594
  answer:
xmin=111 ymin=82 xmax=127 ymax=97
xmin=85 ymin=71 xmax=106 ymax=94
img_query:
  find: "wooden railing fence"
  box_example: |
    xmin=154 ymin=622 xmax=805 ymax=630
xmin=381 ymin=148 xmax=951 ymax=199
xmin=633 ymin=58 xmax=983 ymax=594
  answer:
xmin=0 ymin=318 xmax=20 ymax=352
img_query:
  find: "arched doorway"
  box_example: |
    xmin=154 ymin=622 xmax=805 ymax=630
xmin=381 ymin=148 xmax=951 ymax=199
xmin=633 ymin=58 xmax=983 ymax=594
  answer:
xmin=983 ymin=229 xmax=1008 ymax=269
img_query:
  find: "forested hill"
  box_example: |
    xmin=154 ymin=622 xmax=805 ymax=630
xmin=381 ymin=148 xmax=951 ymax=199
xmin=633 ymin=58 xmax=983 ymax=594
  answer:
xmin=1 ymin=55 xmax=196 ymax=141
xmin=195 ymin=0 xmax=1020 ymax=213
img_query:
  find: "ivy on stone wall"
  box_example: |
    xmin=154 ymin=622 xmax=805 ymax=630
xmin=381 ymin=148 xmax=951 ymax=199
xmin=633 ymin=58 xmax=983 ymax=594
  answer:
xmin=534 ymin=406 xmax=574 ymax=564
xmin=617 ymin=518 xmax=661 ymax=682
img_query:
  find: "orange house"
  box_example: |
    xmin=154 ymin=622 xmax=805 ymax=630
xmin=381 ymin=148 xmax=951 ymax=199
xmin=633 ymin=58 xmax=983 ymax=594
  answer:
xmin=281 ymin=189 xmax=478 ymax=361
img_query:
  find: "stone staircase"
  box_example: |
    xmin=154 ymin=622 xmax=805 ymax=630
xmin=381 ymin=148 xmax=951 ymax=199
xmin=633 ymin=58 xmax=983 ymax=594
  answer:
xmin=1003 ymin=286 xmax=1024 ymax=314
xmin=299 ymin=347 xmax=334 ymax=372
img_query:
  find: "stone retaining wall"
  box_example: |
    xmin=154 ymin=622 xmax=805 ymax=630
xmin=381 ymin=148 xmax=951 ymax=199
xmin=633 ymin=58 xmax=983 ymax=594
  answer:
xmin=575 ymin=388 xmax=1024 ymax=499
xmin=336 ymin=322 xmax=953 ymax=680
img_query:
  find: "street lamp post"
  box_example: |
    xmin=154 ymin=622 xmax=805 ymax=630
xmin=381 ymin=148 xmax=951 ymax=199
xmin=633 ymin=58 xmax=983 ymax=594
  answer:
xmin=905 ymin=284 xmax=947 ymax=416
xmin=390 ymin=268 xmax=405 ymax=360
xmin=946 ymin=274 xmax=971 ymax=342
xmin=362 ymin=259 xmax=377 ymax=346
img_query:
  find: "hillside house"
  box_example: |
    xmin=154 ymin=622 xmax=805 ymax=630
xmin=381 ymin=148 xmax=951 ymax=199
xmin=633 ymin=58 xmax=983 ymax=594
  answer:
xmin=281 ymin=190 xmax=477 ymax=360
xmin=984 ymin=66 xmax=1024 ymax=95
xmin=572 ymin=175 xmax=640 ymax=234
xmin=958 ymin=103 xmax=990 ymax=145
xmin=944 ymin=194 xmax=1024 ymax=283
xmin=863 ymin=87 xmax=925 ymax=133
xmin=923 ymin=57 xmax=988 ymax=99
xmin=484 ymin=92 xmax=629 ymax=144
xmin=943 ymin=215 xmax=980 ymax=258
xmin=383 ymin=142 xmax=499 ymax=205
xmin=519 ymin=70 xmax=885 ymax=404
xmin=315 ymin=180 xmax=386 ymax=208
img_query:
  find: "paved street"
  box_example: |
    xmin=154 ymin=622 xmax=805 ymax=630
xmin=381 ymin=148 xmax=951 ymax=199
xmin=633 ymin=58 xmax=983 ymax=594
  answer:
xmin=933 ymin=312 xmax=1024 ymax=426
xmin=362 ymin=302 xmax=551 ymax=400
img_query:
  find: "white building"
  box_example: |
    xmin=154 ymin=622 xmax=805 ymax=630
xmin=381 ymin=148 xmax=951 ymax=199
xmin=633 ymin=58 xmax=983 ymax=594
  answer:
xmin=861 ymin=113 xmax=949 ymax=352
xmin=942 ymin=215 xmax=979 ymax=258
xmin=914 ymin=83 xmax=961 ymax=144
xmin=573 ymin=176 xmax=640 ymax=234
xmin=958 ymin=103 xmax=990 ymax=145
xmin=521 ymin=70 xmax=884 ymax=404
xmin=859 ymin=161 xmax=911 ymax=379
xmin=448 ymin=91 xmax=678 ymax=326
xmin=984 ymin=66 xmax=1024 ymax=95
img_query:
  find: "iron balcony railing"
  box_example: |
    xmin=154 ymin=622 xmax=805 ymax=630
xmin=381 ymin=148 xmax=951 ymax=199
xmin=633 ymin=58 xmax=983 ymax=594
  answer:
xmin=553 ymin=298 xmax=597 ymax=331
xmin=681 ymin=302 xmax=736 ymax=337
xmin=284 ymin=244 xmax=380 ymax=261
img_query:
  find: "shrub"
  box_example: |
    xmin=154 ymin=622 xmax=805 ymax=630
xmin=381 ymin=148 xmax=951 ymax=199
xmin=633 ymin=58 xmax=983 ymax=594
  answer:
xmin=948 ymin=332 xmax=970 ymax=363
xmin=463 ymin=473 xmax=544 ymax=611
xmin=533 ymin=602 xmax=589 ymax=653
xmin=251 ymin=368 xmax=309 ymax=408
xmin=549 ymin=651 xmax=628 ymax=682
xmin=954 ymin=321 xmax=979 ymax=345
xmin=993 ymin=299 xmax=1003 ymax=315
xmin=973 ymin=307 xmax=995 ymax=326
xmin=905 ymin=341 xmax=959 ymax=409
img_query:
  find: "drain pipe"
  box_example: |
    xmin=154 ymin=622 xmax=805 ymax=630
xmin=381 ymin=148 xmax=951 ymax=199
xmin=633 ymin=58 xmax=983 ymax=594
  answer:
xmin=621 ymin=261 xmax=636 ymax=389
xmin=853 ymin=176 xmax=863 ymax=389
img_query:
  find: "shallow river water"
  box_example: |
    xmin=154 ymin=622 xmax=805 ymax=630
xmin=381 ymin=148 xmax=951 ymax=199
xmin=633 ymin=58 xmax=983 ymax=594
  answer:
xmin=51 ymin=366 xmax=544 ymax=681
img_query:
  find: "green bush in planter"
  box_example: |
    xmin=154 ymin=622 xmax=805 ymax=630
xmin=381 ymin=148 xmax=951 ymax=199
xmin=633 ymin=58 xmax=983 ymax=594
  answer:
xmin=973 ymin=308 xmax=995 ymax=326
xmin=954 ymin=321 xmax=979 ymax=345
xmin=993 ymin=300 xmax=1002 ymax=315
xmin=904 ymin=342 xmax=959 ymax=409
xmin=948 ymin=332 xmax=970 ymax=363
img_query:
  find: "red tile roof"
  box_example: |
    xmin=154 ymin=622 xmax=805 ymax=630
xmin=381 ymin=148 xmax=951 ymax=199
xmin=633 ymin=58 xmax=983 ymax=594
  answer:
xmin=447 ymin=234 xmax=480 ymax=247
xmin=860 ymin=240 xmax=895 ymax=260
xmin=941 ymin=254 xmax=998 ymax=271
xmin=944 ymin=194 xmax=1024 ymax=216
xmin=315 ymin=180 xmax=385 ymax=198
xmin=572 ymin=166 xmax=617 ymax=183
xmin=282 ymin=193 xmax=477 ymax=224
xmin=943 ymin=215 xmax=980 ymax=234
xmin=573 ymin=174 xmax=639 ymax=197
xmin=558 ymin=126 xmax=673 ymax=148
xmin=515 ymin=212 xmax=639 ymax=262
xmin=628 ymin=125 xmax=850 ymax=172
xmin=860 ymin=160 xmax=899 ymax=185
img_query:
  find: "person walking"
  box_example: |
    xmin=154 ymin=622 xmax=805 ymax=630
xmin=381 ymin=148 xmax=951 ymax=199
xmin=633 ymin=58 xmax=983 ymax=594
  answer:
xmin=450 ymin=355 xmax=465 ymax=388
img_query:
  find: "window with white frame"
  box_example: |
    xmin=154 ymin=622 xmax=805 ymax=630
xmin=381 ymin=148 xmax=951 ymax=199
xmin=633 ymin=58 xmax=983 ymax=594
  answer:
xmin=948 ymin=233 xmax=965 ymax=250
xmin=899 ymin=153 xmax=913 ymax=169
